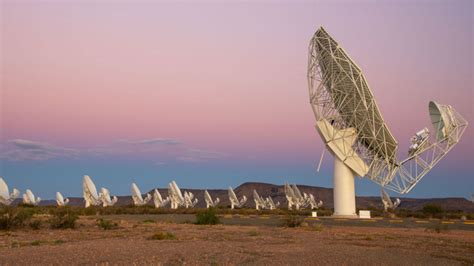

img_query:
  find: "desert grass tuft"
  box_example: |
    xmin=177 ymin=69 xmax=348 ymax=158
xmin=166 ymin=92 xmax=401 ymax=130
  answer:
xmin=283 ymin=214 xmax=304 ymax=228
xmin=0 ymin=207 xmax=34 ymax=230
xmin=149 ymin=231 xmax=176 ymax=240
xmin=49 ymin=208 xmax=78 ymax=229
xmin=96 ymin=218 xmax=118 ymax=230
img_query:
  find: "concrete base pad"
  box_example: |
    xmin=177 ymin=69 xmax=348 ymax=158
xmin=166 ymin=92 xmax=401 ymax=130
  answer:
xmin=331 ymin=214 xmax=359 ymax=219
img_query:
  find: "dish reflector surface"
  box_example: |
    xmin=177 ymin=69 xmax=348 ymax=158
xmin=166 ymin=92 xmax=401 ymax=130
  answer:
xmin=309 ymin=27 xmax=398 ymax=178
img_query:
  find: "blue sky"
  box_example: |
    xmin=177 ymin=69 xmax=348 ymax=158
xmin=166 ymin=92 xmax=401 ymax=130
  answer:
xmin=1 ymin=0 xmax=472 ymax=201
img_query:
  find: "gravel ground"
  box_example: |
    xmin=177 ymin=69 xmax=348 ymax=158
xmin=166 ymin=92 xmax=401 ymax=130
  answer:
xmin=0 ymin=216 xmax=473 ymax=265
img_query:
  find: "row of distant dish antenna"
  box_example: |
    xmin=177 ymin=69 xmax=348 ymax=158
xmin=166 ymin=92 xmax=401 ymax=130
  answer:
xmin=82 ymin=176 xmax=322 ymax=210
xmin=1 ymin=176 xmax=326 ymax=210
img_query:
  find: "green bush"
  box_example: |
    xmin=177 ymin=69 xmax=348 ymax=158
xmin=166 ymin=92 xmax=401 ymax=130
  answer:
xmin=16 ymin=203 xmax=36 ymax=208
xmin=30 ymin=240 xmax=42 ymax=246
xmin=315 ymin=207 xmax=332 ymax=217
xmin=54 ymin=239 xmax=65 ymax=245
xmin=49 ymin=208 xmax=78 ymax=229
xmin=248 ymin=230 xmax=259 ymax=236
xmin=306 ymin=223 xmax=324 ymax=232
xmin=96 ymin=218 xmax=118 ymax=230
xmin=79 ymin=206 xmax=98 ymax=216
xmin=195 ymin=208 xmax=220 ymax=225
xmin=283 ymin=214 xmax=304 ymax=227
xmin=29 ymin=220 xmax=42 ymax=230
xmin=422 ymin=204 xmax=444 ymax=217
xmin=0 ymin=207 xmax=33 ymax=230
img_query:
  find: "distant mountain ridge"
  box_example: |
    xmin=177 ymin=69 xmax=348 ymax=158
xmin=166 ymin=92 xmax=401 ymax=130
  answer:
xmin=14 ymin=182 xmax=474 ymax=212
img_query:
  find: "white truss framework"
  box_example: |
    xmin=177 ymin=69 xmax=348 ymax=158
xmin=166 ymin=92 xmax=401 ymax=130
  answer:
xmin=308 ymin=27 xmax=468 ymax=194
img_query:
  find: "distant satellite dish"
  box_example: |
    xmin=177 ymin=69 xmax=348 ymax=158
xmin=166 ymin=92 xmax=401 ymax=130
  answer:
xmin=381 ymin=189 xmax=400 ymax=212
xmin=100 ymin=187 xmax=118 ymax=207
xmin=308 ymin=27 xmax=468 ymax=217
xmin=204 ymin=190 xmax=220 ymax=208
xmin=168 ymin=181 xmax=185 ymax=209
xmin=253 ymin=190 xmax=266 ymax=210
xmin=183 ymin=191 xmax=198 ymax=208
xmin=0 ymin=177 xmax=19 ymax=206
xmin=131 ymin=183 xmax=152 ymax=206
xmin=228 ymin=186 xmax=247 ymax=209
xmin=83 ymin=175 xmax=102 ymax=207
xmin=23 ymin=189 xmax=41 ymax=206
xmin=56 ymin=192 xmax=70 ymax=207
xmin=153 ymin=189 xmax=170 ymax=208
xmin=265 ymin=196 xmax=280 ymax=210
xmin=284 ymin=183 xmax=321 ymax=210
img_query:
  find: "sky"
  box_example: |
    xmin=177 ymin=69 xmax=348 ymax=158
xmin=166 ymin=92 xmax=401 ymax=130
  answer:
xmin=0 ymin=0 xmax=472 ymax=200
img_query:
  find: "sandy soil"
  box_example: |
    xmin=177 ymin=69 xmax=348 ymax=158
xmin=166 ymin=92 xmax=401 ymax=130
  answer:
xmin=1 ymin=216 xmax=473 ymax=265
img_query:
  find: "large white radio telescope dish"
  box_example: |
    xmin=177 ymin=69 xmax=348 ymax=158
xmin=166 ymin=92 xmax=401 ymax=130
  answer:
xmin=308 ymin=27 xmax=468 ymax=217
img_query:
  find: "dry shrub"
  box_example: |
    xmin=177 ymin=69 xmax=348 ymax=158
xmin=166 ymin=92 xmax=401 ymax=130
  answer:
xmin=283 ymin=214 xmax=304 ymax=227
xmin=149 ymin=231 xmax=176 ymax=240
xmin=0 ymin=207 xmax=33 ymax=230
xmin=96 ymin=218 xmax=118 ymax=230
xmin=49 ymin=208 xmax=78 ymax=229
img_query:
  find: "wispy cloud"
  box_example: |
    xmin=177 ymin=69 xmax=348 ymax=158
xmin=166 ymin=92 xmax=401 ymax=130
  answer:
xmin=0 ymin=139 xmax=80 ymax=161
xmin=176 ymin=149 xmax=228 ymax=163
xmin=87 ymin=138 xmax=183 ymax=157
xmin=0 ymin=138 xmax=228 ymax=163
xmin=116 ymin=138 xmax=181 ymax=145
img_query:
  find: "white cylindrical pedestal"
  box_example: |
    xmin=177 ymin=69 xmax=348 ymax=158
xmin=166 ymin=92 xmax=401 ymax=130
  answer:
xmin=333 ymin=157 xmax=357 ymax=217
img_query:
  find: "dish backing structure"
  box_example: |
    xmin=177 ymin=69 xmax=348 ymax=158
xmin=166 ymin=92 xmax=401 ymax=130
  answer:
xmin=204 ymin=190 xmax=220 ymax=208
xmin=307 ymin=27 xmax=467 ymax=217
xmin=284 ymin=183 xmax=322 ymax=210
xmin=228 ymin=186 xmax=247 ymax=209
xmin=153 ymin=189 xmax=170 ymax=208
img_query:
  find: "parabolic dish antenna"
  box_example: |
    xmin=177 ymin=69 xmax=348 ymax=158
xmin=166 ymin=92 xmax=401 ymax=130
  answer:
xmin=228 ymin=186 xmax=247 ymax=209
xmin=56 ymin=192 xmax=70 ymax=206
xmin=308 ymin=27 xmax=468 ymax=217
xmin=153 ymin=189 xmax=170 ymax=208
xmin=0 ymin=177 xmax=19 ymax=206
xmin=204 ymin=190 xmax=220 ymax=208
xmin=23 ymin=189 xmax=41 ymax=205
xmin=168 ymin=181 xmax=185 ymax=209
xmin=83 ymin=175 xmax=102 ymax=207
xmin=131 ymin=183 xmax=152 ymax=206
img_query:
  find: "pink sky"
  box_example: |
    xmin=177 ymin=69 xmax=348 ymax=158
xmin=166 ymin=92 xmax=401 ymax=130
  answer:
xmin=0 ymin=0 xmax=472 ymax=197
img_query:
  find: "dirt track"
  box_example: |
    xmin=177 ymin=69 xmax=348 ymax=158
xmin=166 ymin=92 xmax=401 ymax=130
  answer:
xmin=1 ymin=216 xmax=473 ymax=265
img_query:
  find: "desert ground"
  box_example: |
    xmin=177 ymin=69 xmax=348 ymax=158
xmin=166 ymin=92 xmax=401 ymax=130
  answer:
xmin=1 ymin=215 xmax=473 ymax=265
